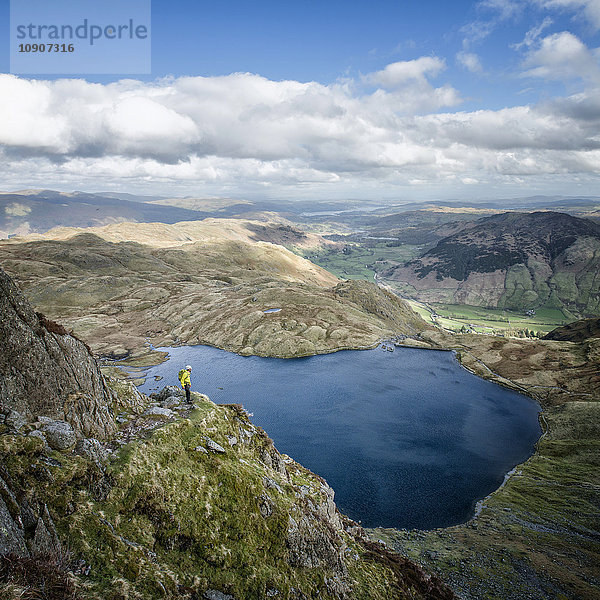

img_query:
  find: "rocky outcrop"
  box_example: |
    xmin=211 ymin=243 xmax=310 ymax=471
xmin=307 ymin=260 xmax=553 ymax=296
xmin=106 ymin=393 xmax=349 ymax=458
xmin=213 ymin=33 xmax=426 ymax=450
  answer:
xmin=0 ymin=267 xmax=116 ymax=439
xmin=0 ymin=462 xmax=61 ymax=560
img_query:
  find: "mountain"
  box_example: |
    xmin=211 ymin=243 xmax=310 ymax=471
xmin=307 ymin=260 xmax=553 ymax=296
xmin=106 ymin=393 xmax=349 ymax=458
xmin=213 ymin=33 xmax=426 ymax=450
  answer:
xmin=0 ymin=267 xmax=454 ymax=600
xmin=0 ymin=219 xmax=429 ymax=360
xmin=0 ymin=189 xmax=211 ymax=237
xmin=382 ymin=211 xmax=600 ymax=315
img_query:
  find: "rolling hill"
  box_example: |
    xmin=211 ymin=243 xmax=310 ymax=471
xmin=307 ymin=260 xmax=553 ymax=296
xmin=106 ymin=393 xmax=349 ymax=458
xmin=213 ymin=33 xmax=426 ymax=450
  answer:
xmin=0 ymin=218 xmax=428 ymax=360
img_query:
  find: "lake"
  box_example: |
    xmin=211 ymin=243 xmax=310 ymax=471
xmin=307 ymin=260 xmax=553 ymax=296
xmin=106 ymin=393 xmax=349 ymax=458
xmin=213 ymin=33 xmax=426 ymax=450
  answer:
xmin=138 ymin=344 xmax=541 ymax=530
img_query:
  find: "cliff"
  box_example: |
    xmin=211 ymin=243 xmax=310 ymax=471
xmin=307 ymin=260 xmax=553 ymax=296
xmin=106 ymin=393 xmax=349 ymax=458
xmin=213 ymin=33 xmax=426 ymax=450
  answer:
xmin=0 ymin=266 xmax=116 ymax=439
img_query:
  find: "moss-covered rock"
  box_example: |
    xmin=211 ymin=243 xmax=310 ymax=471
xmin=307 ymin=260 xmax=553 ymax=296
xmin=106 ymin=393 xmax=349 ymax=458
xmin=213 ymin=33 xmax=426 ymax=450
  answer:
xmin=0 ymin=395 xmax=455 ymax=600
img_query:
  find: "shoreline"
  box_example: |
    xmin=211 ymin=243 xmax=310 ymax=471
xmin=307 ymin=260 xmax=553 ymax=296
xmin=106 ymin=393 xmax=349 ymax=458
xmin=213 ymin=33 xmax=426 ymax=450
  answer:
xmin=106 ymin=332 xmax=546 ymax=531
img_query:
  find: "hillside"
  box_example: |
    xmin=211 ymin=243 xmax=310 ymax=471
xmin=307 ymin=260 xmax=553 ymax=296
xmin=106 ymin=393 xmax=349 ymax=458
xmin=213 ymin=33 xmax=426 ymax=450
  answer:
xmin=0 ymin=219 xmax=428 ymax=360
xmin=0 ymin=190 xmax=216 ymax=237
xmin=543 ymin=316 xmax=600 ymax=342
xmin=382 ymin=211 xmax=600 ymax=315
xmin=0 ymin=267 xmax=455 ymax=600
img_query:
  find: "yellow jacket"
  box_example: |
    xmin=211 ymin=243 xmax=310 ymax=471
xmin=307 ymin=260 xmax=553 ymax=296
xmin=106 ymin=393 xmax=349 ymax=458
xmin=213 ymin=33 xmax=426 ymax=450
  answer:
xmin=179 ymin=369 xmax=191 ymax=388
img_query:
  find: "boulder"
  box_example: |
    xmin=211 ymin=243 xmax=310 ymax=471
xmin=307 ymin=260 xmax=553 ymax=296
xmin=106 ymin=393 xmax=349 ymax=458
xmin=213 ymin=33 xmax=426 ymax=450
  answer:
xmin=155 ymin=386 xmax=184 ymax=402
xmin=6 ymin=410 xmax=27 ymax=431
xmin=144 ymin=406 xmax=175 ymax=419
xmin=204 ymin=437 xmax=226 ymax=453
xmin=161 ymin=395 xmax=182 ymax=409
xmin=41 ymin=420 xmax=77 ymax=451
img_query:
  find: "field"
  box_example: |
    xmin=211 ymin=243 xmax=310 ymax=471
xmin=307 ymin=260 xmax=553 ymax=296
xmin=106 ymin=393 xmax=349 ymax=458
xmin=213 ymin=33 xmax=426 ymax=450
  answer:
xmin=405 ymin=300 xmax=573 ymax=336
xmin=302 ymin=241 xmax=576 ymax=337
xmin=306 ymin=242 xmax=424 ymax=280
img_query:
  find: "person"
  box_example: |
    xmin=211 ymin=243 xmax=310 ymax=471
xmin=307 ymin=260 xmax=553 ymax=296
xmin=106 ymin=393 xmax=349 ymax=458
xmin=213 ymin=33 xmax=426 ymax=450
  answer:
xmin=178 ymin=365 xmax=192 ymax=404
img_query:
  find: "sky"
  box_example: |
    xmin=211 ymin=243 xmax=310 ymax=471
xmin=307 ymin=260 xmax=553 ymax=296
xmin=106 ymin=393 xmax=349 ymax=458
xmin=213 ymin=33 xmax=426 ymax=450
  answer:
xmin=0 ymin=0 xmax=599 ymax=202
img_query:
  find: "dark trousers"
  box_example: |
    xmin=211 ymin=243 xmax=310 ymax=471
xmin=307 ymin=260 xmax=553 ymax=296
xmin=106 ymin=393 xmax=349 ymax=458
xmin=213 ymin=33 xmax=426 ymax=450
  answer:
xmin=185 ymin=383 xmax=191 ymax=404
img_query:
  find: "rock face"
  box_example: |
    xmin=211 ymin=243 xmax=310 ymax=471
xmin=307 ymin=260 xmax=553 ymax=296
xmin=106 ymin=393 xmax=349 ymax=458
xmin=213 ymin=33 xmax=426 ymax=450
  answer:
xmin=0 ymin=464 xmax=62 ymax=559
xmin=0 ymin=267 xmax=116 ymax=438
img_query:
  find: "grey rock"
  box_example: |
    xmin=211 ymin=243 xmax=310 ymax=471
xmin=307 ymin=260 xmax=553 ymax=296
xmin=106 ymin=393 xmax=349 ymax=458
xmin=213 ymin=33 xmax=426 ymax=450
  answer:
xmin=194 ymin=446 xmax=208 ymax=454
xmin=286 ymin=513 xmax=346 ymax=575
xmin=41 ymin=420 xmax=76 ymax=451
xmin=161 ymin=395 xmax=181 ymax=409
xmin=75 ymin=438 xmax=108 ymax=465
xmin=144 ymin=406 xmax=174 ymax=419
xmin=204 ymin=591 xmax=235 ymax=600
xmin=155 ymin=386 xmax=184 ymax=402
xmin=227 ymin=435 xmax=238 ymax=446
xmin=0 ymin=413 xmax=5 ymax=425
xmin=29 ymin=518 xmax=54 ymax=556
xmin=263 ymin=477 xmax=283 ymax=494
xmin=204 ymin=437 xmax=226 ymax=453
xmin=259 ymin=494 xmax=273 ymax=518
xmin=6 ymin=410 xmax=27 ymax=431
xmin=0 ymin=267 xmax=117 ymax=440
xmin=0 ymin=495 xmax=28 ymax=557
xmin=36 ymin=416 xmax=54 ymax=425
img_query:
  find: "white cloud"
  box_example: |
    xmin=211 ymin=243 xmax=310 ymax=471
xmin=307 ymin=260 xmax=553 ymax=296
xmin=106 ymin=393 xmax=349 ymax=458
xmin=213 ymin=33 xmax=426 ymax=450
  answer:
xmin=513 ymin=17 xmax=554 ymax=49
xmin=0 ymin=68 xmax=599 ymax=198
xmin=363 ymin=57 xmax=446 ymax=87
xmin=456 ymin=51 xmax=484 ymax=73
xmin=532 ymin=0 xmax=600 ymax=30
xmin=478 ymin=0 xmax=525 ymax=20
xmin=521 ymin=31 xmax=600 ymax=82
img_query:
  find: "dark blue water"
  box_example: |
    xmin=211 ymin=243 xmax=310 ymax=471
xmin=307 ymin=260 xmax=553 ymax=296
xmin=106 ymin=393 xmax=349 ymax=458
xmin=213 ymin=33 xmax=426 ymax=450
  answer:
xmin=138 ymin=345 xmax=541 ymax=530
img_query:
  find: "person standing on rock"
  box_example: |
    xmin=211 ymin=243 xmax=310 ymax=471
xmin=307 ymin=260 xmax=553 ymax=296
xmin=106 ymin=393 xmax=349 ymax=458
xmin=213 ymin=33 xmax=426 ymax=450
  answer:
xmin=178 ymin=365 xmax=192 ymax=405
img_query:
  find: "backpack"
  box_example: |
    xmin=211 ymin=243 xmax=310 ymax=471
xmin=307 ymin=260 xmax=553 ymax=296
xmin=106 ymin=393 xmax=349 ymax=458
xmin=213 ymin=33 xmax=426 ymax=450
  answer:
xmin=178 ymin=369 xmax=186 ymax=384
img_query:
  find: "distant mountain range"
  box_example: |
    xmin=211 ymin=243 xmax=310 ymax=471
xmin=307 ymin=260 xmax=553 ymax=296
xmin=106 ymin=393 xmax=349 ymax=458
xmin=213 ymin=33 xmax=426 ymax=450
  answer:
xmin=383 ymin=211 xmax=600 ymax=316
xmin=0 ymin=189 xmax=213 ymax=237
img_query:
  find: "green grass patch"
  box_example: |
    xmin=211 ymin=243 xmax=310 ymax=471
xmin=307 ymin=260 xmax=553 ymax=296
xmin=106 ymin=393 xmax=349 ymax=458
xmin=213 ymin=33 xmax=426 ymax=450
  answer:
xmin=413 ymin=302 xmax=574 ymax=335
xmin=305 ymin=243 xmax=422 ymax=280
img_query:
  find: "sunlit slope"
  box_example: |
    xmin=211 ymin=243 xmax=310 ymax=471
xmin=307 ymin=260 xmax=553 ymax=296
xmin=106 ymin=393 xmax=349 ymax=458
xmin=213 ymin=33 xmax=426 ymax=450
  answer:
xmin=15 ymin=217 xmax=333 ymax=251
xmin=0 ymin=220 xmax=428 ymax=358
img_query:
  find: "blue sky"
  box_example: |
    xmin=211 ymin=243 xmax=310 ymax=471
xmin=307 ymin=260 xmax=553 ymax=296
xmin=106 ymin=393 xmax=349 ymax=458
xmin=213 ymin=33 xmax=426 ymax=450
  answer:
xmin=0 ymin=0 xmax=599 ymax=201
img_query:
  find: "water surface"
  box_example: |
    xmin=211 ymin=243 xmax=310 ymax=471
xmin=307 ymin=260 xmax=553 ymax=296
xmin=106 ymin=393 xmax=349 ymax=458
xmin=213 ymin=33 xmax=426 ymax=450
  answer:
xmin=139 ymin=345 xmax=541 ymax=530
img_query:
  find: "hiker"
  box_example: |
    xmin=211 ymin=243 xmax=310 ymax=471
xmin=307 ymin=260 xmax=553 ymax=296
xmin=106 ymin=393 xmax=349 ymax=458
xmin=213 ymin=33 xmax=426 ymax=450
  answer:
xmin=179 ymin=365 xmax=192 ymax=404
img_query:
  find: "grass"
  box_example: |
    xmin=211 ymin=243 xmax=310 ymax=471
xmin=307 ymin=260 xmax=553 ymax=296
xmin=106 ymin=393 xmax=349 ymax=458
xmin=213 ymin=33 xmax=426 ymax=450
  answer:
xmin=305 ymin=243 xmax=423 ymax=280
xmin=405 ymin=300 xmax=573 ymax=336
xmin=0 ymin=393 xmax=434 ymax=600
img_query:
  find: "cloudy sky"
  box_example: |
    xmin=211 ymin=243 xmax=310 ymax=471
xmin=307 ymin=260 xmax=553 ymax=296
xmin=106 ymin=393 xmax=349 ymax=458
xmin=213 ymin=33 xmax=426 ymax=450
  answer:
xmin=1 ymin=0 xmax=599 ymax=201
